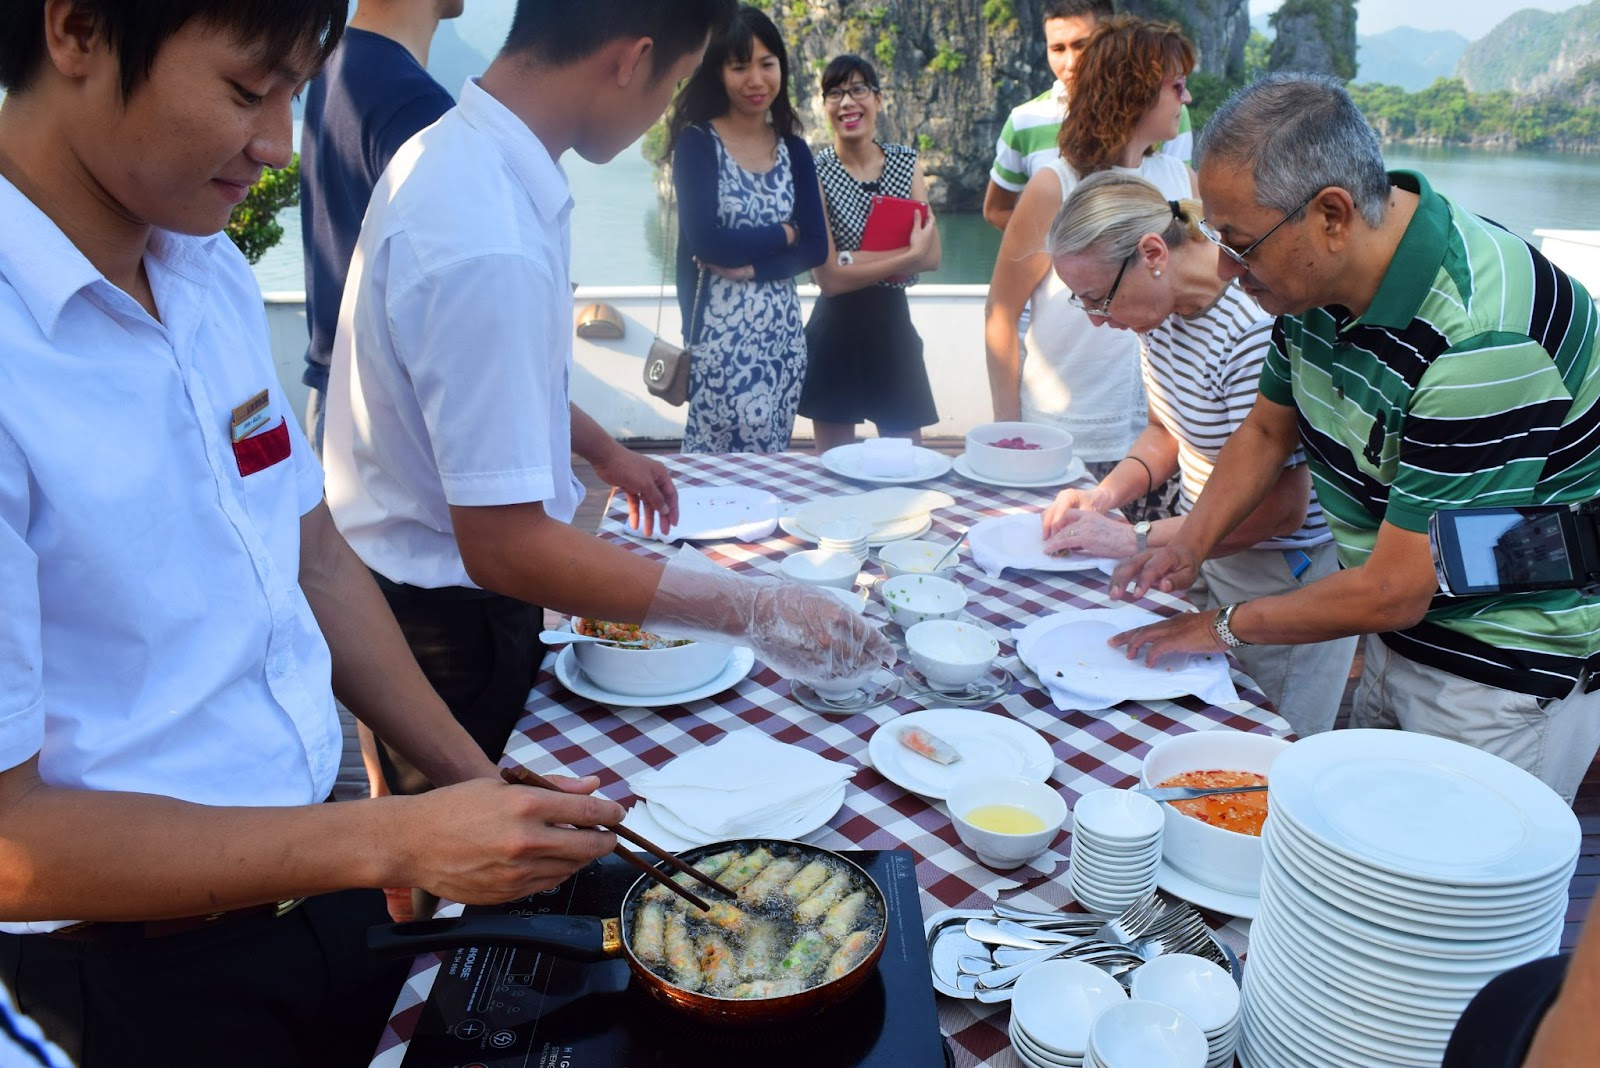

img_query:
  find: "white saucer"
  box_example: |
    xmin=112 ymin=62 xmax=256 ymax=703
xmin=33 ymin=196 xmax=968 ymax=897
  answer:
xmin=820 ymin=443 xmax=954 ymax=484
xmin=1155 ymin=859 xmax=1260 ymax=919
xmin=553 ymin=645 xmax=755 ymax=708
xmin=779 ymin=513 xmax=932 ymax=547
xmin=952 ymin=453 xmax=1089 ymax=489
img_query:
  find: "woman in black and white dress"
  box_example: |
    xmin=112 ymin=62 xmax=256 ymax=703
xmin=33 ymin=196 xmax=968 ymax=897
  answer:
xmin=800 ymin=55 xmax=941 ymax=453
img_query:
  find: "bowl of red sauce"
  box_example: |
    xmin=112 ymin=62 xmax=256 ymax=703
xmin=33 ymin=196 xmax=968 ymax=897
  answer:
xmin=963 ymin=421 xmax=1074 ymax=483
xmin=1139 ymin=730 xmax=1291 ymax=897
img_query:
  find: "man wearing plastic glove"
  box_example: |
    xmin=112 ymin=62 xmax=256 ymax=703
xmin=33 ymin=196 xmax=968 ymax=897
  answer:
xmin=323 ymin=0 xmax=895 ymax=803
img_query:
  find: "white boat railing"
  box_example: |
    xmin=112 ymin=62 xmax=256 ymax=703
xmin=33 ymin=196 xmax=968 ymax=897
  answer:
xmin=264 ymin=284 xmax=997 ymax=440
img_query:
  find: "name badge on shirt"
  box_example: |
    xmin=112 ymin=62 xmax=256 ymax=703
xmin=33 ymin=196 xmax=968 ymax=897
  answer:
xmin=231 ymin=388 xmax=272 ymax=442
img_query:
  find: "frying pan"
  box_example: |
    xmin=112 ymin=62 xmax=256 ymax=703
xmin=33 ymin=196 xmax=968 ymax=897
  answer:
xmin=367 ymin=838 xmax=888 ymax=1025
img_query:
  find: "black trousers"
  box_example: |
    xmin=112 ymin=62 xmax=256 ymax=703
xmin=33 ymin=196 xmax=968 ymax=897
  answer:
xmin=0 ymin=890 xmax=407 ymax=1068
xmin=370 ymin=573 xmax=544 ymax=795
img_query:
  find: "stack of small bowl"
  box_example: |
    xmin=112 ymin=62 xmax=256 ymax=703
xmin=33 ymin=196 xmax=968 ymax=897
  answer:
xmin=1084 ymin=1000 xmax=1208 ymax=1068
xmin=1067 ymin=789 xmax=1164 ymax=913
xmin=1130 ymin=954 xmax=1242 ymax=1068
xmin=816 ymin=517 xmax=869 ymax=562
xmin=1008 ymin=959 xmax=1128 ymax=1067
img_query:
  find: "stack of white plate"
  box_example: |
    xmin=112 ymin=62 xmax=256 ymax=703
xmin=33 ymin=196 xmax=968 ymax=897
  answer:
xmin=1240 ymin=729 xmax=1579 ymax=1068
xmin=1008 ymin=959 xmax=1128 ymax=1067
xmin=1085 ymin=1000 xmax=1208 ymax=1068
xmin=816 ymin=517 xmax=870 ymax=562
xmin=1068 ymin=789 xmax=1164 ymax=914
xmin=1130 ymin=954 xmax=1241 ymax=1068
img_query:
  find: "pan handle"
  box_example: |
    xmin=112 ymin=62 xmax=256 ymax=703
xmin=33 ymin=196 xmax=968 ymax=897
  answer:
xmin=366 ymin=914 xmax=616 ymax=963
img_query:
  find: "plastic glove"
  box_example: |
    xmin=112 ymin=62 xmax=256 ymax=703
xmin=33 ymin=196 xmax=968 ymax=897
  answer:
xmin=643 ymin=547 xmax=896 ymax=689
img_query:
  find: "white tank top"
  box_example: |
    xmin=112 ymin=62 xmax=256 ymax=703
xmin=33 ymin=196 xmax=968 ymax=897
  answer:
xmin=1019 ymin=154 xmax=1192 ymax=461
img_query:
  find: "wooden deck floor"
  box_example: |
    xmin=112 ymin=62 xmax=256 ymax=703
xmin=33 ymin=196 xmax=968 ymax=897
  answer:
xmin=570 ymin=439 xmax=1597 ymax=951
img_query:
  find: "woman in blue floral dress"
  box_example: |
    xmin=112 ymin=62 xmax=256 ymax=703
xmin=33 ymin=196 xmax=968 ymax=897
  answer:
xmin=666 ymin=5 xmax=827 ymax=452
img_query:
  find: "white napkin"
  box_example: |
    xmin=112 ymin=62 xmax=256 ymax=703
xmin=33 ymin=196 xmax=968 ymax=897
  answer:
xmin=795 ymin=487 xmax=955 ymax=537
xmin=856 ymin=438 xmax=917 ymax=478
xmin=628 ymin=731 xmax=856 ymax=841
xmin=967 ymin=512 xmax=1117 ymax=578
xmin=1015 ymin=605 xmax=1238 ymax=713
xmin=647 ymin=485 xmax=779 ymax=543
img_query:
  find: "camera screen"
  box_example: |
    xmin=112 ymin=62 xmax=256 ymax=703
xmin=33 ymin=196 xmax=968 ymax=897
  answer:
xmin=1454 ymin=512 xmax=1572 ymax=587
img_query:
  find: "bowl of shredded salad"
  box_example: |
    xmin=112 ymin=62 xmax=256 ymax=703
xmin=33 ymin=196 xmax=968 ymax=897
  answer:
xmin=569 ymin=618 xmax=732 ymax=697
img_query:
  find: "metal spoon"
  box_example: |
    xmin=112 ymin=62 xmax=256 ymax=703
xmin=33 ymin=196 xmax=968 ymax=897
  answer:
xmin=538 ymin=630 xmax=652 ymax=649
xmin=1134 ymin=783 xmax=1269 ymax=803
xmin=930 ymin=527 xmax=968 ymax=570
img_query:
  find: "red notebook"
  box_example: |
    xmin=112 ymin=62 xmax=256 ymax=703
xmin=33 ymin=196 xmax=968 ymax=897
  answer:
xmin=859 ymin=194 xmax=930 ymax=252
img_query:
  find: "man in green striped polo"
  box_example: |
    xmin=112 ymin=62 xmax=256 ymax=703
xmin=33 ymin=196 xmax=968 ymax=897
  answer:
xmin=982 ymin=0 xmax=1193 ymax=231
xmin=1109 ymin=73 xmax=1600 ymax=802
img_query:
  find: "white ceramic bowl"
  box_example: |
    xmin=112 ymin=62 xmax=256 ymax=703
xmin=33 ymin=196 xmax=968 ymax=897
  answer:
xmin=947 ymin=775 xmax=1068 ymax=870
xmin=780 ymin=548 xmax=861 ymax=589
xmin=1012 ymin=958 xmax=1128 ymax=1057
xmin=964 ymin=421 xmax=1074 ymax=483
xmin=878 ymin=538 xmax=961 ymax=579
xmin=1088 ymin=999 xmax=1208 ymax=1068
xmin=880 ymin=573 xmax=966 ymax=629
xmin=1129 ymin=954 xmax=1240 ymax=1034
xmin=1072 ymin=788 xmax=1164 ymax=843
xmin=569 ymin=619 xmax=732 ymax=697
xmin=1139 ymin=730 xmax=1290 ymax=897
xmin=905 ymin=619 xmax=998 ymax=688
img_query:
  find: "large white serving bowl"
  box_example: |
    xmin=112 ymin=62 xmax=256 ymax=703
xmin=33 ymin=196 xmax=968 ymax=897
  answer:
xmin=881 ymin=573 xmax=966 ymax=629
xmin=569 ymin=619 xmax=733 ymax=697
xmin=1140 ymin=729 xmax=1290 ymax=897
xmin=964 ymin=421 xmax=1074 ymax=483
xmin=905 ymin=619 xmax=998 ymax=688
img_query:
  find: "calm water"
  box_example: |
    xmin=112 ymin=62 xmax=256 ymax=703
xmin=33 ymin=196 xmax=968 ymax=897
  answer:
xmin=250 ymin=141 xmax=1600 ymax=293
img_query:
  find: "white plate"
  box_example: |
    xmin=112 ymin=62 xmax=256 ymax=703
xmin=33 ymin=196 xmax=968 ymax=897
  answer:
xmin=553 ymin=645 xmax=755 ymax=708
xmin=820 ymin=443 xmax=954 ymax=484
xmin=952 ymin=453 xmax=1089 ymax=489
xmin=1267 ymin=729 xmax=1579 ymax=886
xmin=868 ymin=708 xmax=1056 ymax=800
xmin=1015 ymin=607 xmax=1236 ymax=709
xmin=1154 ymin=859 xmax=1260 ymax=919
xmin=779 ymin=513 xmax=932 ymax=547
xmin=642 ymin=781 xmax=847 ymax=847
xmin=966 ymin=512 xmax=1116 ymax=574
xmin=647 ymin=485 xmax=780 ymax=542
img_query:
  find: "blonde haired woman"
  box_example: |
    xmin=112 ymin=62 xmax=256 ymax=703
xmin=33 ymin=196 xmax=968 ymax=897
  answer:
xmin=983 ymin=15 xmax=1196 ymax=521
xmin=1040 ymin=171 xmax=1356 ymax=736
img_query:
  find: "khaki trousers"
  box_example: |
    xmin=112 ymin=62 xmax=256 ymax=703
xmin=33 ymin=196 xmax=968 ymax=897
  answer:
xmin=1189 ymin=541 xmax=1359 ymax=738
xmin=1353 ymin=635 xmax=1600 ymax=804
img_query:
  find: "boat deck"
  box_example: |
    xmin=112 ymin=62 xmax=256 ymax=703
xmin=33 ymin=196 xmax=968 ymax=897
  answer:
xmin=569 ymin=439 xmax=1596 ymax=953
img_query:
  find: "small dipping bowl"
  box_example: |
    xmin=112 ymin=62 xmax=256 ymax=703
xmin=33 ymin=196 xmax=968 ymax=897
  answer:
xmin=1129 ymin=954 xmax=1240 ymax=1034
xmin=947 ymin=775 xmax=1067 ymax=870
xmin=880 ymin=573 xmax=966 ymax=629
xmin=780 ymin=548 xmax=861 ymax=590
xmin=905 ymin=619 xmax=998 ymax=689
xmin=1071 ymin=787 xmax=1164 ymax=844
xmin=1011 ymin=958 xmax=1128 ymax=1058
xmin=1087 ymin=999 xmax=1208 ymax=1068
xmin=878 ymin=539 xmax=961 ymax=580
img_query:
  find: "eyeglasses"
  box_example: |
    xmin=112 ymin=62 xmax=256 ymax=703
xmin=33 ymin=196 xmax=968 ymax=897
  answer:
xmin=1067 ymin=251 xmax=1134 ymax=316
xmin=1199 ymin=192 xmax=1315 ymax=271
xmin=823 ymin=83 xmax=876 ymax=103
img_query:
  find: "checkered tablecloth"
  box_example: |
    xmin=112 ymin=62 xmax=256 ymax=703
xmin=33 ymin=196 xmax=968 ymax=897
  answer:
xmin=374 ymin=452 xmax=1288 ymax=1068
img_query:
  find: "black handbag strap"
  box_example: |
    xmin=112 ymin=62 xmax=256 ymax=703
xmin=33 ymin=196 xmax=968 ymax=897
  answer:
xmin=653 ymin=168 xmax=706 ymax=345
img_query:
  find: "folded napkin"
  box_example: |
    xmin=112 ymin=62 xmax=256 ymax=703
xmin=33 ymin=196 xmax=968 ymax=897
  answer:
xmin=967 ymin=512 xmax=1117 ymax=578
xmin=1015 ymin=605 xmax=1238 ymax=713
xmin=855 ymin=438 xmax=917 ymax=478
xmin=647 ymin=485 xmax=779 ymax=543
xmin=629 ymin=731 xmax=857 ymax=841
xmin=795 ymin=487 xmax=955 ymax=538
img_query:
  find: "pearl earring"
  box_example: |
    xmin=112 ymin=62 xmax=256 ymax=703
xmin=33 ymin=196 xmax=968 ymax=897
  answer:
xmin=1152 ymin=269 xmax=1162 ymax=278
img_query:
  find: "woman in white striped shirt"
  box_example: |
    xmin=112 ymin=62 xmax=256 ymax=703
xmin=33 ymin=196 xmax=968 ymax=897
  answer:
xmin=1039 ymin=171 xmax=1356 ymax=736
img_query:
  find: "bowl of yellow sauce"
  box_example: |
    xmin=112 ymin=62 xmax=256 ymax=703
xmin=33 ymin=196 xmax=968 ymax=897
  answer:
xmin=947 ymin=776 xmax=1069 ymax=869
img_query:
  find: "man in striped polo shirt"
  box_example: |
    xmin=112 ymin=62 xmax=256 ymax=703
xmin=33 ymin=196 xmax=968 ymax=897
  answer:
xmin=1110 ymin=73 xmax=1600 ymax=802
xmin=983 ymin=0 xmax=1193 ymax=231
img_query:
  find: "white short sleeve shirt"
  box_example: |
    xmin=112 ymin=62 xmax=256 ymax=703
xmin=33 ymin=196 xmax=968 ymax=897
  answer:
xmin=324 ymin=78 xmax=585 ymax=589
xmin=0 ymin=180 xmax=340 ymax=819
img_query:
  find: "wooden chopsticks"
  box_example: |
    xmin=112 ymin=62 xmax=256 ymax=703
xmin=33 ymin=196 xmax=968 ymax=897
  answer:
xmin=498 ymin=766 xmax=738 ymax=911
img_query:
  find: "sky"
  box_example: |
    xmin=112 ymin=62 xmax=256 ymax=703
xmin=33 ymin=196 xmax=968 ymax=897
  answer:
xmin=1250 ymin=0 xmax=1588 ymax=40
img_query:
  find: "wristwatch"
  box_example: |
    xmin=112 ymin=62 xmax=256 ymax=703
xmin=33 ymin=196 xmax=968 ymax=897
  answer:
xmin=1133 ymin=520 xmax=1152 ymax=553
xmin=836 ymin=250 xmax=855 ymax=266
xmin=1213 ymin=602 xmax=1253 ymax=649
